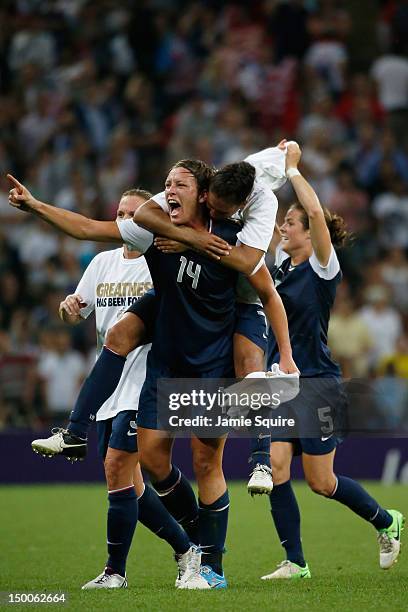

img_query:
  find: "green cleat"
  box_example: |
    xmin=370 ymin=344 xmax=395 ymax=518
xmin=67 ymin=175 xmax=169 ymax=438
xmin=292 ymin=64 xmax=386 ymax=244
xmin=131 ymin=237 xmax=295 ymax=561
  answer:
xmin=261 ymin=560 xmax=311 ymax=580
xmin=377 ymin=509 xmax=405 ymax=569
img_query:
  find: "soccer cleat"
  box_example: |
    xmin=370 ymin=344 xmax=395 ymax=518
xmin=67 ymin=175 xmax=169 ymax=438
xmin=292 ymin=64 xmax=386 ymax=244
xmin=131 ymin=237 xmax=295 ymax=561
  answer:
xmin=261 ymin=560 xmax=311 ymax=579
xmin=178 ymin=564 xmax=227 ymax=589
xmin=81 ymin=569 xmax=127 ymax=589
xmin=247 ymin=464 xmax=273 ymax=496
xmin=175 ymin=544 xmax=201 ymax=587
xmin=31 ymin=428 xmax=87 ymax=462
xmin=377 ymin=509 xmax=405 ymax=569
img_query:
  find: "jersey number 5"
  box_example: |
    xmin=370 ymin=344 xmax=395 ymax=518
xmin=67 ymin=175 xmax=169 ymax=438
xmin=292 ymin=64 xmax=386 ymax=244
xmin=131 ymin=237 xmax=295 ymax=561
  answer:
xmin=177 ymin=255 xmax=201 ymax=289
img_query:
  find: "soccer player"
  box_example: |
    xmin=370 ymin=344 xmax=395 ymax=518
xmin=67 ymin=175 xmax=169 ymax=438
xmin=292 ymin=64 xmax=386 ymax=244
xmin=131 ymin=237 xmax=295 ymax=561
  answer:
xmin=258 ymin=142 xmax=404 ymax=579
xmin=116 ymin=142 xmax=297 ymax=493
xmin=8 ymin=159 xmax=294 ymax=588
xmin=47 ymin=188 xmax=200 ymax=589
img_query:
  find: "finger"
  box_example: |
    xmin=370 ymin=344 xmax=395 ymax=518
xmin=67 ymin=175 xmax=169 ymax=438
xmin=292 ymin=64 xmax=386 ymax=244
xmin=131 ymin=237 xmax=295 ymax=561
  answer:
xmin=6 ymin=174 xmax=24 ymax=192
xmin=211 ymin=237 xmax=231 ymax=249
xmin=205 ymin=250 xmax=221 ymax=260
xmin=208 ymin=245 xmax=231 ymax=256
xmin=277 ymin=139 xmax=287 ymax=149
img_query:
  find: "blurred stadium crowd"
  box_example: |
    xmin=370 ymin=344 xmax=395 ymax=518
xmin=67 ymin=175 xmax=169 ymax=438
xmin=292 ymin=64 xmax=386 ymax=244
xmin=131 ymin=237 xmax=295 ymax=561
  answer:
xmin=0 ymin=0 xmax=408 ymax=431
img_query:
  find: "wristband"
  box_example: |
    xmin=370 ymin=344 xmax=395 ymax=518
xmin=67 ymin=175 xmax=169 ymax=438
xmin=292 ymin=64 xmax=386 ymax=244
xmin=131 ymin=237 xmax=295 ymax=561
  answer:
xmin=286 ymin=168 xmax=301 ymax=179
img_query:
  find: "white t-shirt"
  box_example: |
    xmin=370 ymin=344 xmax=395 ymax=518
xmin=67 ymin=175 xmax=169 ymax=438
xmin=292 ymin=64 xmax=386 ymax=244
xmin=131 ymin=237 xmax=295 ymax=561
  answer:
xmin=75 ymin=248 xmax=153 ymax=421
xmin=371 ymin=55 xmax=408 ymax=110
xmin=38 ymin=351 xmax=86 ymax=413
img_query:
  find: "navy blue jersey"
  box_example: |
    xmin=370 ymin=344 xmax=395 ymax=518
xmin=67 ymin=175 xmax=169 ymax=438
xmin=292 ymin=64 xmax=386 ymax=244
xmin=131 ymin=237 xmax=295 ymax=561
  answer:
xmin=267 ymin=245 xmax=342 ymax=377
xmin=144 ymin=219 xmax=240 ymax=374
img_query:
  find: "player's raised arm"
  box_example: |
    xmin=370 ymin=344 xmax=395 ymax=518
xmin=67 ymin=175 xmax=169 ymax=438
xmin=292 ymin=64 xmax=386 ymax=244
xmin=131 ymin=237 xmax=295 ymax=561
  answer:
xmin=284 ymin=143 xmax=332 ymax=266
xmin=7 ymin=174 xmax=122 ymax=243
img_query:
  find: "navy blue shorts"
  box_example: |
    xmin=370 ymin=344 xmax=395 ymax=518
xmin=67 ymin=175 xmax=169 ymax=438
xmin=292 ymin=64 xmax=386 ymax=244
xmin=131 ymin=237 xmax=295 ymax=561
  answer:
xmin=138 ymin=351 xmax=235 ymax=430
xmin=125 ymin=289 xmax=157 ymax=341
xmin=235 ymin=303 xmax=268 ymax=352
xmin=271 ymin=377 xmax=347 ymax=456
xmin=96 ymin=410 xmax=138 ymax=459
xmin=128 ymin=292 xmax=267 ymax=354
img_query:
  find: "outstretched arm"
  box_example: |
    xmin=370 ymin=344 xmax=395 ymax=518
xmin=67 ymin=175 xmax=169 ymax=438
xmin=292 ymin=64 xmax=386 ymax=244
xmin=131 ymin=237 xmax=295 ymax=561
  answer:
xmin=7 ymin=174 xmax=122 ymax=242
xmin=248 ymin=264 xmax=298 ymax=374
xmin=285 ymin=144 xmax=332 ymax=266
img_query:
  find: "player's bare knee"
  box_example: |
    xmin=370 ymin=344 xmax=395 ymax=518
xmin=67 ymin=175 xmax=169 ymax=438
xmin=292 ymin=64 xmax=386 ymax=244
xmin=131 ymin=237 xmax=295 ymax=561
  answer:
xmin=105 ymin=325 xmax=133 ymax=357
xmin=192 ymin=451 xmax=220 ymax=480
xmin=105 ymin=453 xmax=131 ymax=490
xmin=306 ymin=476 xmax=335 ymax=497
xmin=140 ymin=453 xmax=170 ymax=482
xmin=271 ymin=465 xmax=290 ymax=485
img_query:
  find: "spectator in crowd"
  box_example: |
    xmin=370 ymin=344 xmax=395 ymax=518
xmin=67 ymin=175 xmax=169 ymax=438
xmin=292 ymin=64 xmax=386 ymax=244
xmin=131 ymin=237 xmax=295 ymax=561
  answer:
xmin=36 ymin=326 xmax=87 ymax=426
xmin=329 ymin=293 xmax=373 ymax=378
xmin=359 ymin=285 xmax=403 ymax=367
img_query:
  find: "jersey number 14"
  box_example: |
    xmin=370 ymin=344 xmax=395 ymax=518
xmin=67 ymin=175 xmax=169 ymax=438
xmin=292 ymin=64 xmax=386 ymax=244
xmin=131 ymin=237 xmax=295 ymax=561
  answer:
xmin=177 ymin=255 xmax=201 ymax=289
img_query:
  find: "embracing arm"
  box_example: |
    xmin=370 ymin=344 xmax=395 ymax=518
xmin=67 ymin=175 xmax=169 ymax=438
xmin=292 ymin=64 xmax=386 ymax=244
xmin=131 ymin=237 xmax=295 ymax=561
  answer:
xmin=248 ymin=265 xmax=298 ymax=374
xmin=134 ymin=200 xmax=232 ymax=259
xmin=7 ymin=174 xmax=122 ymax=243
xmin=142 ymin=200 xmax=265 ymax=275
xmin=285 ymin=144 xmax=332 ymax=265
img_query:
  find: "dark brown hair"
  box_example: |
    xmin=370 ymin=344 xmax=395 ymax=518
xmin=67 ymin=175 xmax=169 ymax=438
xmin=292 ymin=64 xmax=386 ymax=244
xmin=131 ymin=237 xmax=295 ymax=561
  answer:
xmin=170 ymin=159 xmax=215 ymax=196
xmin=290 ymin=202 xmax=350 ymax=248
xmin=209 ymin=161 xmax=256 ymax=206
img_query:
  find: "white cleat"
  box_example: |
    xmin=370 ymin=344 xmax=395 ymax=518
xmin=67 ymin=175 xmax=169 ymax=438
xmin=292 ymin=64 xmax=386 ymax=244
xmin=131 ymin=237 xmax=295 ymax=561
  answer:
xmin=378 ymin=534 xmax=401 ymax=570
xmin=247 ymin=464 xmax=273 ymax=496
xmin=31 ymin=428 xmax=87 ymax=462
xmin=82 ymin=570 xmax=127 ymax=589
xmin=261 ymin=560 xmax=311 ymax=580
xmin=175 ymin=544 xmax=201 ymax=587
xmin=377 ymin=509 xmax=405 ymax=569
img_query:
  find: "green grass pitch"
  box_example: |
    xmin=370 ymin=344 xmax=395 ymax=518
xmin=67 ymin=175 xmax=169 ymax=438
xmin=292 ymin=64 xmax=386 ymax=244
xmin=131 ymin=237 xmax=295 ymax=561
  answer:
xmin=0 ymin=482 xmax=407 ymax=611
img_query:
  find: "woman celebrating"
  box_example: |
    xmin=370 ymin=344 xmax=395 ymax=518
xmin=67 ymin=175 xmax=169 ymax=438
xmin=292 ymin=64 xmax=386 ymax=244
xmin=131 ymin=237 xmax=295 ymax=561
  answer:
xmin=261 ymin=142 xmax=404 ymax=579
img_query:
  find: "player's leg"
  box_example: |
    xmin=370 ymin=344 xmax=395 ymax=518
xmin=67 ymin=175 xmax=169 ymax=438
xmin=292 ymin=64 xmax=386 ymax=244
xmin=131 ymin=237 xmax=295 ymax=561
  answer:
xmin=302 ymin=447 xmax=405 ymax=569
xmin=136 ymin=465 xmax=200 ymax=587
xmin=180 ymin=435 xmax=228 ymax=589
xmin=233 ymin=303 xmax=273 ymax=494
xmin=82 ymin=413 xmax=139 ymax=589
xmin=68 ymin=309 xmax=148 ymax=439
xmin=137 ymin=426 xmax=200 ymax=546
xmin=261 ymin=441 xmax=310 ymax=580
xmin=136 ymin=352 xmax=200 ymax=546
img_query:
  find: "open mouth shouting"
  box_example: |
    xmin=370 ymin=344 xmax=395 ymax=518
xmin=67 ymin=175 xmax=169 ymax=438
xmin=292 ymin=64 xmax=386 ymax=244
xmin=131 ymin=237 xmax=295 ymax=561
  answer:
xmin=168 ymin=199 xmax=182 ymax=219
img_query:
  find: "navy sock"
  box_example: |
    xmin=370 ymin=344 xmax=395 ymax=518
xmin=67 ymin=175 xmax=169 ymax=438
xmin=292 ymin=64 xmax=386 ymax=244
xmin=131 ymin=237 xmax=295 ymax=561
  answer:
xmin=199 ymin=490 xmax=229 ymax=576
xmin=106 ymin=486 xmax=138 ymax=577
xmin=331 ymin=475 xmax=392 ymax=530
xmin=153 ymin=465 xmax=199 ymax=545
xmin=138 ymin=484 xmax=190 ymax=554
xmin=249 ymin=434 xmax=271 ymax=470
xmin=69 ymin=346 xmax=126 ymax=438
xmin=269 ymin=480 xmax=305 ymax=567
